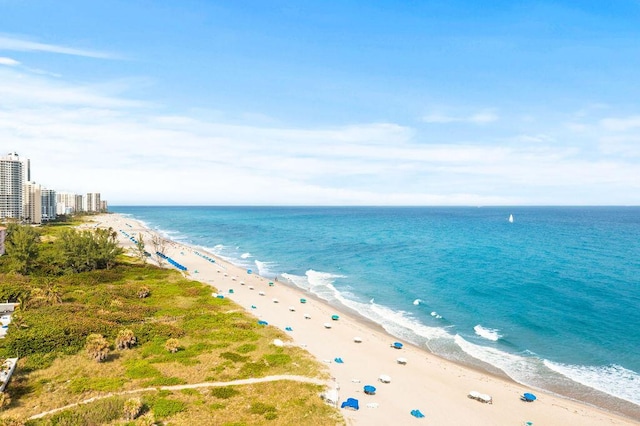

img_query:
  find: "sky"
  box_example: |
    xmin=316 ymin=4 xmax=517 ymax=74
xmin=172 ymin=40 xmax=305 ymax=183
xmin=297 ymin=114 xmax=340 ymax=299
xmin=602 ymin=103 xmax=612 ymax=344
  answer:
xmin=1 ymin=0 xmax=640 ymax=206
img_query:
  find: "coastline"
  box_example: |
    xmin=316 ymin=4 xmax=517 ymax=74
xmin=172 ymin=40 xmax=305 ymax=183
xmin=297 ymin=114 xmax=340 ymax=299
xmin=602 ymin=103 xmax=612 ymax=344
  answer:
xmin=92 ymin=213 xmax=640 ymax=425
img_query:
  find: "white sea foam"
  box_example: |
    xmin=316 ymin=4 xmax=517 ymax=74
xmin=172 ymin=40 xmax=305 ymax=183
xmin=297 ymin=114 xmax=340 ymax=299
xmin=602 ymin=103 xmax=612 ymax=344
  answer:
xmin=254 ymin=260 xmax=277 ymax=276
xmin=240 ymin=252 xmax=252 ymax=259
xmin=413 ymin=299 xmax=422 ymax=306
xmin=454 ymin=334 xmax=543 ymax=385
xmin=474 ymin=325 xmax=502 ymax=342
xmin=430 ymin=311 xmax=442 ymax=319
xmin=544 ymin=361 xmax=640 ymax=406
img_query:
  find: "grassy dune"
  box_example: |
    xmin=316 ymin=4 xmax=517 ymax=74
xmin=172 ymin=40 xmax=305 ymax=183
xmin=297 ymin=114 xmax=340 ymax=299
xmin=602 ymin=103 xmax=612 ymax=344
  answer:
xmin=0 ymin=223 xmax=342 ymax=425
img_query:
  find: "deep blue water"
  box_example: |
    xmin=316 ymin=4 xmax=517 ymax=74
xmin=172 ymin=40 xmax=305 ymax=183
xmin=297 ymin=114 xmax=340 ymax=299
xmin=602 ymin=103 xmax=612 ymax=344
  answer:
xmin=112 ymin=206 xmax=640 ymax=408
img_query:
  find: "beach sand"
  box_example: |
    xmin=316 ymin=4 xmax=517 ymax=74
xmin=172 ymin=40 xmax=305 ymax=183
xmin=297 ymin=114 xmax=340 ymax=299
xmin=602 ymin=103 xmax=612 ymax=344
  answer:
xmin=90 ymin=213 xmax=639 ymax=425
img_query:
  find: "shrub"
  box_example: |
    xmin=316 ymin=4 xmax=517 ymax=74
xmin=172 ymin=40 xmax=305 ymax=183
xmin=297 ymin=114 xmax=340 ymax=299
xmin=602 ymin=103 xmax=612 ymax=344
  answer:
xmin=264 ymin=353 xmax=291 ymax=366
xmin=249 ymin=401 xmax=277 ymax=415
xmin=210 ymin=386 xmax=240 ymax=399
xmin=152 ymin=398 xmax=186 ymax=418
xmin=123 ymin=397 xmax=143 ymax=420
xmin=85 ymin=333 xmax=110 ymax=362
xmin=137 ymin=286 xmax=151 ymax=298
xmin=164 ymin=338 xmax=180 ymax=353
xmin=115 ymin=329 xmax=137 ymax=350
xmin=135 ymin=411 xmax=155 ymax=426
xmin=235 ymin=343 xmax=257 ymax=354
xmin=220 ymin=352 xmax=248 ymax=363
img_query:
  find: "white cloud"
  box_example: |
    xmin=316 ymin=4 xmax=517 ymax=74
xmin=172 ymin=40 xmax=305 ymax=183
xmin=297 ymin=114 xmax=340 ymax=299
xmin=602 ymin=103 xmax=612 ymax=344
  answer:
xmin=0 ymin=57 xmax=19 ymax=66
xmin=1 ymin=67 xmax=639 ymax=205
xmin=0 ymin=34 xmax=115 ymax=59
xmin=600 ymin=115 xmax=640 ymax=132
xmin=422 ymin=109 xmax=499 ymax=125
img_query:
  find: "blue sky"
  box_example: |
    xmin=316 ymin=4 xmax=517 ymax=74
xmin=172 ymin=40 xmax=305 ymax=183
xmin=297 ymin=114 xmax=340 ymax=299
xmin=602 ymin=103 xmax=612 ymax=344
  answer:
xmin=1 ymin=0 xmax=639 ymax=205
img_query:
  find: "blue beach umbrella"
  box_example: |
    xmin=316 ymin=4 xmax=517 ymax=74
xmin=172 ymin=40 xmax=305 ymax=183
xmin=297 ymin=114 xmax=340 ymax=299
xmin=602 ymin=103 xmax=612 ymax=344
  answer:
xmin=410 ymin=409 xmax=425 ymax=418
xmin=522 ymin=393 xmax=537 ymax=402
xmin=331 ymin=315 xmax=340 ymax=321
xmin=363 ymin=385 xmax=376 ymax=395
xmin=257 ymin=320 xmax=268 ymax=326
xmin=392 ymin=342 xmax=403 ymax=349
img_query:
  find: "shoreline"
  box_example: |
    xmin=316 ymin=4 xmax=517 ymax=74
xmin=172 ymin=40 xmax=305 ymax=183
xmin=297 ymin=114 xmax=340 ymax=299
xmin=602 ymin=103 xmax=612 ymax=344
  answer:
xmin=92 ymin=213 xmax=639 ymax=425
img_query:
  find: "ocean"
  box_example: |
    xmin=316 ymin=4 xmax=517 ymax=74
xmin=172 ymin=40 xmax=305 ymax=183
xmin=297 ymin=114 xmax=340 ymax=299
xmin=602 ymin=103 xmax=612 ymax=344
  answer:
xmin=111 ymin=206 xmax=640 ymax=416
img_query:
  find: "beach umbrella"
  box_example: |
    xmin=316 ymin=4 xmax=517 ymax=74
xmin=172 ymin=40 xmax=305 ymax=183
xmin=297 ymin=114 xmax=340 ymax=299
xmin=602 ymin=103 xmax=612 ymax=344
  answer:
xmin=392 ymin=342 xmax=403 ymax=349
xmin=353 ymin=337 xmax=363 ymax=343
xmin=331 ymin=315 xmax=340 ymax=321
xmin=378 ymin=374 xmax=391 ymax=383
xmin=363 ymin=385 xmax=376 ymax=395
xmin=323 ymin=322 xmax=332 ymax=329
xmin=247 ymin=269 xmax=252 ymax=274
xmin=257 ymin=320 xmax=268 ymax=326
xmin=300 ymin=298 xmax=307 ymax=304
xmin=285 ymin=326 xmax=293 ymax=331
xmin=304 ymin=313 xmax=311 ymax=319
xmin=288 ymin=306 xmax=295 ymax=311
xmin=397 ymin=357 xmax=407 ymax=365
xmin=410 ymin=409 xmax=425 ymax=418
xmin=228 ymin=289 xmax=234 ymax=294
xmin=269 ymin=281 xmax=274 ymax=286
xmin=334 ymin=357 xmax=344 ymax=364
xmin=523 ymin=393 xmax=537 ymax=402
xmin=340 ymin=398 xmax=359 ymax=411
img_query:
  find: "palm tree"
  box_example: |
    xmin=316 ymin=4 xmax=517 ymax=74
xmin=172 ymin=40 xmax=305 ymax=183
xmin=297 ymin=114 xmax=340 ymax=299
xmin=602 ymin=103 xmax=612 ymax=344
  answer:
xmin=85 ymin=334 xmax=110 ymax=362
xmin=164 ymin=338 xmax=180 ymax=353
xmin=123 ymin=397 xmax=143 ymax=420
xmin=115 ymin=329 xmax=137 ymax=350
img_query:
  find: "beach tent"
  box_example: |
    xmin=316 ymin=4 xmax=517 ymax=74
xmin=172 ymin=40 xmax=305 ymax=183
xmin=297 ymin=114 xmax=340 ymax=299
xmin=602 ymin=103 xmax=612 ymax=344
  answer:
xmin=392 ymin=342 xmax=403 ymax=349
xmin=363 ymin=385 xmax=376 ymax=395
xmin=331 ymin=315 xmax=340 ymax=321
xmin=378 ymin=374 xmax=391 ymax=383
xmin=397 ymin=357 xmax=407 ymax=365
xmin=522 ymin=393 xmax=537 ymax=402
xmin=341 ymin=398 xmax=359 ymax=411
xmin=410 ymin=409 xmax=425 ymax=418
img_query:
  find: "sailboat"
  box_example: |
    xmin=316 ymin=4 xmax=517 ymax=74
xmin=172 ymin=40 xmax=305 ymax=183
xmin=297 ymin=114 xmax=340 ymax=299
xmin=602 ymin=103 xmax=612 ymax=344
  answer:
xmin=508 ymin=214 xmax=514 ymax=223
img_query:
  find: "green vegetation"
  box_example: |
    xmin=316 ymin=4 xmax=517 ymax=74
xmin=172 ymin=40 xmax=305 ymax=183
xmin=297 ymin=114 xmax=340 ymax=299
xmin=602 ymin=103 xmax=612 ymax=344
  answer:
xmin=0 ymin=218 xmax=340 ymax=425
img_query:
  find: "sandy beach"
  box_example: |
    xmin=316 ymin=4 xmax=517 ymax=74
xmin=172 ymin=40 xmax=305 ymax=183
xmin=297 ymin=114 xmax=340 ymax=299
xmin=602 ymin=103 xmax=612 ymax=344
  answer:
xmin=91 ymin=213 xmax=639 ymax=426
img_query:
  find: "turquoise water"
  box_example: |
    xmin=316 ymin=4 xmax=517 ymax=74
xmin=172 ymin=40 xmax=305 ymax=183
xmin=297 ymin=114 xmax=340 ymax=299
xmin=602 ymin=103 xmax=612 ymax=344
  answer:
xmin=112 ymin=206 xmax=640 ymax=413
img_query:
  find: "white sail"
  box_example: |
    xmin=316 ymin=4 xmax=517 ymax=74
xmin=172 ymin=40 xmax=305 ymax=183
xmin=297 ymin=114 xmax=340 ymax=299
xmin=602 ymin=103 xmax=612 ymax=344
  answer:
xmin=508 ymin=214 xmax=514 ymax=223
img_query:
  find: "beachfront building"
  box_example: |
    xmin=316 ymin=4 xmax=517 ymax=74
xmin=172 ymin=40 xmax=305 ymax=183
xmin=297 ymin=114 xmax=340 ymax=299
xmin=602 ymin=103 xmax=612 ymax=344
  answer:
xmin=100 ymin=200 xmax=108 ymax=212
xmin=41 ymin=189 xmax=56 ymax=222
xmin=0 ymin=152 xmax=25 ymax=220
xmin=84 ymin=192 xmax=102 ymax=213
xmin=23 ymin=181 xmax=43 ymax=224
xmin=56 ymin=192 xmax=76 ymax=215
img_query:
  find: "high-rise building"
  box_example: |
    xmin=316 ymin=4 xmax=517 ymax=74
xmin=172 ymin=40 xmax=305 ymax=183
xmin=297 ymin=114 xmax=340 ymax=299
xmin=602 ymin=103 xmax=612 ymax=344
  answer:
xmin=23 ymin=181 xmax=42 ymax=224
xmin=85 ymin=192 xmax=101 ymax=212
xmin=41 ymin=189 xmax=56 ymax=221
xmin=0 ymin=152 xmax=24 ymax=220
xmin=56 ymin=192 xmax=78 ymax=215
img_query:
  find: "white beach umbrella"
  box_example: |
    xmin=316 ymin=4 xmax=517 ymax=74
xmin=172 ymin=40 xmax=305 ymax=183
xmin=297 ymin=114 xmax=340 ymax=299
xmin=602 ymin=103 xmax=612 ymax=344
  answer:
xmin=378 ymin=374 xmax=391 ymax=383
xmin=353 ymin=337 xmax=363 ymax=343
xmin=324 ymin=322 xmax=332 ymax=329
xmin=396 ymin=357 xmax=407 ymax=365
